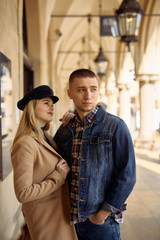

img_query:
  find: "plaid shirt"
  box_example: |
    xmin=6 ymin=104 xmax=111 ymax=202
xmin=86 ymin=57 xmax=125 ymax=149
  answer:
xmin=70 ymin=105 xmax=123 ymax=224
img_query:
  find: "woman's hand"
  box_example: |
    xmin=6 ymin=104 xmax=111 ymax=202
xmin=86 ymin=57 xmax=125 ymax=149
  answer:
xmin=59 ymin=111 xmax=75 ymax=126
xmin=56 ymin=159 xmax=70 ymax=179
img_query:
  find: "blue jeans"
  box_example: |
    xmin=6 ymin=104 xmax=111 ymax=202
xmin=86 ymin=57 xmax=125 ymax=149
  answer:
xmin=76 ymin=216 xmax=121 ymax=240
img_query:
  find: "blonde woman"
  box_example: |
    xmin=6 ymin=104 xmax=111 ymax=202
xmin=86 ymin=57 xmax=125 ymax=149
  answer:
xmin=11 ymin=85 xmax=77 ymax=240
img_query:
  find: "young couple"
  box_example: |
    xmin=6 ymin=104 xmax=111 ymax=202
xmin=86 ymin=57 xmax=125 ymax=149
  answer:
xmin=11 ymin=69 xmax=136 ymax=240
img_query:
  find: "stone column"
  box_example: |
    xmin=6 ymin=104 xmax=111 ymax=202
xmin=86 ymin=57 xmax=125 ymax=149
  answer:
xmin=106 ymin=90 xmax=118 ymax=116
xmin=117 ymin=83 xmax=131 ymax=129
xmin=135 ymin=74 xmax=159 ymax=148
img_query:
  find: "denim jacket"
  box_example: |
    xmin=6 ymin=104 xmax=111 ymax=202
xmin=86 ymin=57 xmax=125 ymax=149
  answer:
xmin=54 ymin=106 xmax=136 ymax=219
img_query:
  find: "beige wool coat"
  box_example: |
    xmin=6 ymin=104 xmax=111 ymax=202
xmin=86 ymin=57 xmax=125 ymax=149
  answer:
xmin=11 ymin=132 xmax=77 ymax=240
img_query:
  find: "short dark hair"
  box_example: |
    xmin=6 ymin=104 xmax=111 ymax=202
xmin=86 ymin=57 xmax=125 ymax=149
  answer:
xmin=69 ymin=68 xmax=98 ymax=85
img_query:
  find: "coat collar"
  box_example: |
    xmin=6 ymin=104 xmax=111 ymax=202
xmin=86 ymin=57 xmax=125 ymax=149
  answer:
xmin=30 ymin=131 xmax=62 ymax=159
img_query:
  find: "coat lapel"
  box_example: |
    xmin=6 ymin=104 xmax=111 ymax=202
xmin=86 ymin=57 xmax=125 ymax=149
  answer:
xmin=30 ymin=132 xmax=62 ymax=159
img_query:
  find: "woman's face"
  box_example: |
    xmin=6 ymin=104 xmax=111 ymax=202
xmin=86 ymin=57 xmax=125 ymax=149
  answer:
xmin=34 ymin=97 xmax=54 ymax=127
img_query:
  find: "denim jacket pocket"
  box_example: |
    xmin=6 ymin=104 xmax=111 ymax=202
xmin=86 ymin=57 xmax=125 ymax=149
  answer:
xmin=90 ymin=135 xmax=111 ymax=145
xmin=88 ymin=134 xmax=112 ymax=161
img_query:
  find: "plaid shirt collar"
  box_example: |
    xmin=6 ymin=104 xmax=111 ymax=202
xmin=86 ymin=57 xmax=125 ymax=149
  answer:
xmin=75 ymin=105 xmax=99 ymax=126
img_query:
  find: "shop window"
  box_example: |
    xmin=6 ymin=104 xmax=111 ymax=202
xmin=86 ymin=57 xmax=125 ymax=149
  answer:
xmin=0 ymin=52 xmax=12 ymax=181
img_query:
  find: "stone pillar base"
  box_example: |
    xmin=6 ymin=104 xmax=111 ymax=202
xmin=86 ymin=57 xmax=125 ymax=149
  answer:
xmin=134 ymin=131 xmax=160 ymax=151
xmin=151 ymin=132 xmax=160 ymax=151
xmin=134 ymin=138 xmax=153 ymax=149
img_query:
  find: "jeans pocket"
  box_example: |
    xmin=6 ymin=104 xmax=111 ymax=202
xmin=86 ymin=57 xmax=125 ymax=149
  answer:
xmin=77 ymin=216 xmax=121 ymax=240
xmin=87 ymin=218 xmax=106 ymax=227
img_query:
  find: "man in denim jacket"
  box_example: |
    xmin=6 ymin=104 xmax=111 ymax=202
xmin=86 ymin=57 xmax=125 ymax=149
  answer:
xmin=54 ymin=69 xmax=136 ymax=240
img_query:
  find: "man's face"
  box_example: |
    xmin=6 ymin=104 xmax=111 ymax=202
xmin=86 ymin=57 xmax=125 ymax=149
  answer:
xmin=68 ymin=76 xmax=99 ymax=119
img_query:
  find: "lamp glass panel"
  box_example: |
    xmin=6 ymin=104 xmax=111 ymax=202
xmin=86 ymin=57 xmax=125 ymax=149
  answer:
xmin=96 ymin=61 xmax=108 ymax=76
xmin=118 ymin=13 xmax=141 ymax=36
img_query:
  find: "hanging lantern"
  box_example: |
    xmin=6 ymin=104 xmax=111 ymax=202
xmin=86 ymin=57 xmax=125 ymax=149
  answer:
xmin=94 ymin=47 xmax=108 ymax=77
xmin=116 ymin=0 xmax=144 ymax=43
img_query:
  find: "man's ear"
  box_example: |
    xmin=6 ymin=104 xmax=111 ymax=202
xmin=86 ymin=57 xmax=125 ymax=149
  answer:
xmin=67 ymin=89 xmax=72 ymax=99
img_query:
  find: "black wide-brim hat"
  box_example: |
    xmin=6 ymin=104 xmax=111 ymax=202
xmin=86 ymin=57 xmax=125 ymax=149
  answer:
xmin=17 ymin=85 xmax=59 ymax=111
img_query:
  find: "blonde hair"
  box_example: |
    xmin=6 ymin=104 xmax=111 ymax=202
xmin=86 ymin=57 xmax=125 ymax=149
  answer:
xmin=11 ymin=99 xmax=50 ymax=150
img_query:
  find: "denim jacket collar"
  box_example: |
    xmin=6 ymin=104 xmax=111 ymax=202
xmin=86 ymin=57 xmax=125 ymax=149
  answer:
xmin=69 ymin=105 xmax=106 ymax=127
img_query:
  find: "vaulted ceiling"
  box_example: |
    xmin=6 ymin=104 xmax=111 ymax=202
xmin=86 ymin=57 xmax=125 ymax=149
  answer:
xmin=25 ymin=0 xmax=160 ymax=91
